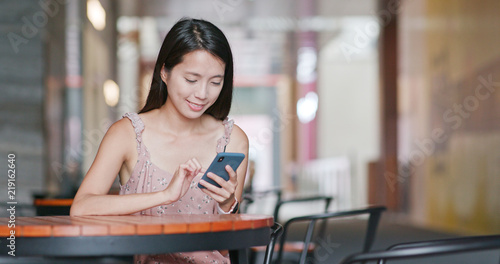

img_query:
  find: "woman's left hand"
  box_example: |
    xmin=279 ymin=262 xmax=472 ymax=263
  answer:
xmin=199 ymin=165 xmax=238 ymax=211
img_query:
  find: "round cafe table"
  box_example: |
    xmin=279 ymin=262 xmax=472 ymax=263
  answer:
xmin=0 ymin=214 xmax=273 ymax=264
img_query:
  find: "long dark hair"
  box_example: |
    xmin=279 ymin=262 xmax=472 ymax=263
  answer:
xmin=139 ymin=18 xmax=234 ymax=120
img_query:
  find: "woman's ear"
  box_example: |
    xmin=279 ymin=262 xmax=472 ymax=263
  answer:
xmin=160 ymin=66 xmax=168 ymax=84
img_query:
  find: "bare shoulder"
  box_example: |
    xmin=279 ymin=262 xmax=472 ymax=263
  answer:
xmin=106 ymin=117 xmax=136 ymax=141
xmin=227 ymin=123 xmax=249 ymax=153
xmin=98 ymin=117 xmax=136 ymax=158
xmin=231 ymin=124 xmax=248 ymax=143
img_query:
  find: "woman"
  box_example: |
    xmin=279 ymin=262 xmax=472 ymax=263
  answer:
xmin=70 ymin=18 xmax=249 ymax=264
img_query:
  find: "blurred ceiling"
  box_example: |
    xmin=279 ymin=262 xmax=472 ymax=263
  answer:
xmin=117 ymin=0 xmax=377 ymax=22
xmin=115 ymin=0 xmax=378 ymax=84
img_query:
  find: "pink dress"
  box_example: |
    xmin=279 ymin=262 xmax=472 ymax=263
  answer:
xmin=119 ymin=112 xmax=234 ymax=264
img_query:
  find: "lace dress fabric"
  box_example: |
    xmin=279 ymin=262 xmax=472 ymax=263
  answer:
xmin=119 ymin=112 xmax=234 ymax=264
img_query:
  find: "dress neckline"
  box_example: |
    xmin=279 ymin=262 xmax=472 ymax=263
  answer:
xmin=120 ymin=113 xmax=232 ymax=188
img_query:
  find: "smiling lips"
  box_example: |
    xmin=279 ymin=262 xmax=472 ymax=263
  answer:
xmin=186 ymin=100 xmax=205 ymax=111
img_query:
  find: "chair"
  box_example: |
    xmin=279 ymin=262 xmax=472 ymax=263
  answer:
xmin=273 ymin=195 xmax=333 ymax=223
xmin=272 ymin=205 xmax=386 ymax=264
xmin=338 ymin=234 xmax=500 ymax=264
xmin=248 ymin=193 xmax=334 ymax=264
xmin=262 ymin=222 xmax=284 ymax=264
xmin=241 ymin=188 xmax=282 ymax=214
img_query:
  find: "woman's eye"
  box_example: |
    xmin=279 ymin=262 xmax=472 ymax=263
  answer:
xmin=185 ymin=78 xmax=196 ymax=83
xmin=211 ymin=82 xmax=221 ymax=86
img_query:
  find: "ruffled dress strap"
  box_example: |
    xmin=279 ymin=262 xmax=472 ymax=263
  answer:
xmin=122 ymin=112 xmax=145 ymax=153
xmin=216 ymin=117 xmax=234 ymax=153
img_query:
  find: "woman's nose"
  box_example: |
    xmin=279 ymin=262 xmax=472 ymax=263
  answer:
xmin=195 ymin=83 xmax=208 ymax=99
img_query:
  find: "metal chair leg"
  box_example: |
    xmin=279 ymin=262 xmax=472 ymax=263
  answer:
xmin=263 ymin=222 xmax=283 ymax=264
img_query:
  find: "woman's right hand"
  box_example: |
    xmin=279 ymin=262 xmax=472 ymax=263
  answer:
xmin=163 ymin=158 xmax=203 ymax=203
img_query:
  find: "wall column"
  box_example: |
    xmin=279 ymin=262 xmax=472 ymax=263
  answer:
xmin=374 ymin=0 xmax=399 ymax=211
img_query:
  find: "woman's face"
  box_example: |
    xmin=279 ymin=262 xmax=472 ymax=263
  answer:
xmin=161 ymin=50 xmax=225 ymax=119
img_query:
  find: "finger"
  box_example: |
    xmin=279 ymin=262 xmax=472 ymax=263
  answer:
xmin=187 ymin=158 xmax=203 ymax=176
xmin=178 ymin=164 xmax=189 ymax=176
xmin=180 ymin=164 xmax=198 ymax=183
xmin=206 ymin=172 xmax=232 ymax=189
xmin=199 ymin=177 xmax=231 ymax=198
xmin=225 ymin=165 xmax=238 ymax=182
xmin=198 ymin=177 xmax=222 ymax=193
xmin=209 ymin=170 xmax=237 ymax=193
xmin=191 ymin=158 xmax=202 ymax=170
xmin=200 ymin=188 xmax=226 ymax=203
xmin=179 ymin=164 xmax=192 ymax=179
xmin=179 ymin=163 xmax=193 ymax=177
xmin=217 ymin=169 xmax=238 ymax=193
xmin=207 ymin=174 xmax=236 ymax=199
xmin=185 ymin=159 xmax=196 ymax=171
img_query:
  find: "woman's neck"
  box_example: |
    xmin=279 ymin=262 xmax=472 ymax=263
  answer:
xmin=155 ymin=102 xmax=204 ymax=136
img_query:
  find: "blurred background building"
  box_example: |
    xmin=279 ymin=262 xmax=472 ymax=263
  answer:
xmin=0 ymin=0 xmax=499 ymax=235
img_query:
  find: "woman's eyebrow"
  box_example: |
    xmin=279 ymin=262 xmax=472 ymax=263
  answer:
xmin=184 ymin=71 xmax=224 ymax=78
xmin=184 ymin=71 xmax=201 ymax=77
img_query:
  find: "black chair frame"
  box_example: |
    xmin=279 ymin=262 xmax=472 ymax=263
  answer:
xmin=339 ymin=234 xmax=500 ymax=264
xmin=263 ymin=222 xmax=284 ymax=264
xmin=275 ymin=205 xmax=387 ymax=264
xmin=273 ymin=195 xmax=333 ymax=223
xmin=241 ymin=188 xmax=282 ymax=214
xmin=242 ymin=188 xmax=332 ymax=220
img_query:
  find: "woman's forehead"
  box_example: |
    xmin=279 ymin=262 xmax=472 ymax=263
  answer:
xmin=176 ymin=50 xmax=225 ymax=75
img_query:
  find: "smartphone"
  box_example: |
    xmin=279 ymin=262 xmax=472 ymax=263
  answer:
xmin=198 ymin=152 xmax=245 ymax=189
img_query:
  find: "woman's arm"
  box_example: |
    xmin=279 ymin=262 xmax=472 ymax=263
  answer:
xmin=70 ymin=119 xmax=199 ymax=216
xmin=199 ymin=124 xmax=249 ymax=212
